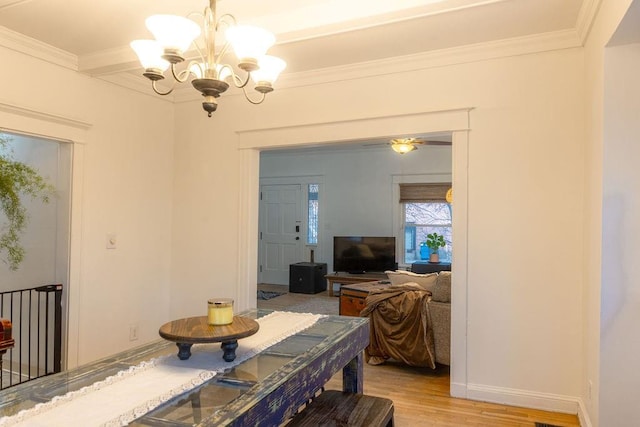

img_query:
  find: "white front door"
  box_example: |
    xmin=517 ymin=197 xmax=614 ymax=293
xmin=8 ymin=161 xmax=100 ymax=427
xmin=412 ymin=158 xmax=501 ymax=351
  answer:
xmin=259 ymin=184 xmax=303 ymax=285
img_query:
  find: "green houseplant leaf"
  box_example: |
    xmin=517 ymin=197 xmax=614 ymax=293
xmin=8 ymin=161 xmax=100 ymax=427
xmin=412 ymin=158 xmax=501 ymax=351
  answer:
xmin=425 ymin=232 xmax=446 ymax=253
xmin=0 ymin=134 xmax=55 ymax=270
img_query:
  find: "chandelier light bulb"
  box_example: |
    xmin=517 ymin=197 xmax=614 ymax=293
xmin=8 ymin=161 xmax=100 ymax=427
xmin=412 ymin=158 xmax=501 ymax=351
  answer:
xmin=146 ymin=15 xmax=201 ymax=59
xmin=252 ymin=55 xmax=287 ymax=86
xmin=226 ymin=25 xmax=275 ymax=70
xmin=130 ymin=40 xmax=170 ymax=72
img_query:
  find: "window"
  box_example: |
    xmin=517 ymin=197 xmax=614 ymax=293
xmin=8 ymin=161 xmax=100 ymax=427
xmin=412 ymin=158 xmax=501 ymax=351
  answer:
xmin=399 ymin=183 xmax=452 ymax=264
xmin=403 ymin=202 xmax=452 ymax=263
xmin=307 ymin=184 xmax=319 ymax=245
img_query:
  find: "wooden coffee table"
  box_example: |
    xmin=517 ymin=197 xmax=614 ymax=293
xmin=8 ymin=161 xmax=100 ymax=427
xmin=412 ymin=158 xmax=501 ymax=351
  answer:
xmin=339 ymin=281 xmax=390 ymax=316
xmin=324 ymin=272 xmax=388 ymax=297
xmin=159 ymin=315 xmax=259 ymax=362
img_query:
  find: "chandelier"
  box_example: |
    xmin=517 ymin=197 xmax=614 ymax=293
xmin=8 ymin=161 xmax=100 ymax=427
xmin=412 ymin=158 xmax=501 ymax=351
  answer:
xmin=130 ymin=0 xmax=286 ymax=117
xmin=391 ymin=138 xmax=419 ymax=154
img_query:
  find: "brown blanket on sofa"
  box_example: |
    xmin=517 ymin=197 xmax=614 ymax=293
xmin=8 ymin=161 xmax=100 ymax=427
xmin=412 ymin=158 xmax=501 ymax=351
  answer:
xmin=361 ymin=283 xmax=436 ymax=369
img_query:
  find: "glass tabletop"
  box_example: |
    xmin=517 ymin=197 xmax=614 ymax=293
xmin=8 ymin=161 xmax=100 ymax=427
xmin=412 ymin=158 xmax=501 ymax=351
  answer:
xmin=0 ymin=309 xmax=369 ymax=426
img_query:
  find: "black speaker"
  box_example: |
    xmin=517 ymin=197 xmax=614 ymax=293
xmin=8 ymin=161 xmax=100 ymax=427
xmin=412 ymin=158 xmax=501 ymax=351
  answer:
xmin=289 ymin=262 xmax=328 ymax=294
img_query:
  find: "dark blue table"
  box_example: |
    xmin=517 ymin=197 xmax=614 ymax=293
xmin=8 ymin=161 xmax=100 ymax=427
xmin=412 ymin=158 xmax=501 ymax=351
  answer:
xmin=0 ymin=310 xmax=370 ymax=426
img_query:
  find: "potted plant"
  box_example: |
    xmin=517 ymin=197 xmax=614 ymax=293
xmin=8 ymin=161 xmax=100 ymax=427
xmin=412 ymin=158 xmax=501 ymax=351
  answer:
xmin=425 ymin=232 xmax=446 ymax=263
xmin=0 ymin=134 xmax=55 ymax=270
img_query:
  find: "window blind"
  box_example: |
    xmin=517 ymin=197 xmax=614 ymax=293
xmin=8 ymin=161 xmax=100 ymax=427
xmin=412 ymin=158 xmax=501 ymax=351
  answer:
xmin=399 ymin=183 xmax=451 ymax=203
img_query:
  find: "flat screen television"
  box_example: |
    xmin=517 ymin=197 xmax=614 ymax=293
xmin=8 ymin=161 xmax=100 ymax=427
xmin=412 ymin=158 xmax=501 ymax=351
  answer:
xmin=333 ymin=236 xmax=396 ymax=274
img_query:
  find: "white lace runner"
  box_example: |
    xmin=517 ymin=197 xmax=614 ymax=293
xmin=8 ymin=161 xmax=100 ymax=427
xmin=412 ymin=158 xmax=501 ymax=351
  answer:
xmin=0 ymin=311 xmax=324 ymax=427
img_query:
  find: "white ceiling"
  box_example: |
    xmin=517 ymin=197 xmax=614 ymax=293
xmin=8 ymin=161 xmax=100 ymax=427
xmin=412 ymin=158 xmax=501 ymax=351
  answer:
xmin=0 ymin=0 xmax=592 ymax=77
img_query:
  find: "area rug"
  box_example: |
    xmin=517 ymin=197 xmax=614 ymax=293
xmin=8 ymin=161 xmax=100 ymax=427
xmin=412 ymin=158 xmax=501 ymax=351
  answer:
xmin=286 ymin=298 xmax=339 ymax=316
xmin=257 ymin=290 xmax=285 ymax=300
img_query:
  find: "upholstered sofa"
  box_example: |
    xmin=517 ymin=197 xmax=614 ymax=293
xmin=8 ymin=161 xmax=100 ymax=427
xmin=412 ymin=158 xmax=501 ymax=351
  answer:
xmin=371 ymin=270 xmax=451 ymax=366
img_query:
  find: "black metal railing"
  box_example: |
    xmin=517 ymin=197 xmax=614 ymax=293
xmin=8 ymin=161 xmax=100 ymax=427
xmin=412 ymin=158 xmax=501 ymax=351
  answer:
xmin=0 ymin=284 xmax=63 ymax=389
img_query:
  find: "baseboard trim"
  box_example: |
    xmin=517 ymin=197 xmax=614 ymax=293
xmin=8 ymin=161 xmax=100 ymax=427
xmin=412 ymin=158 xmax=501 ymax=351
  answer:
xmin=577 ymin=398 xmax=593 ymax=427
xmin=450 ymin=381 xmax=468 ymax=399
xmin=466 ymin=383 xmax=578 ymax=415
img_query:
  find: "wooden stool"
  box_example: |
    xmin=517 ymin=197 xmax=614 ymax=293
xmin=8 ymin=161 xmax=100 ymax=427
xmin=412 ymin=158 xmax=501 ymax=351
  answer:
xmin=288 ymin=390 xmax=394 ymax=427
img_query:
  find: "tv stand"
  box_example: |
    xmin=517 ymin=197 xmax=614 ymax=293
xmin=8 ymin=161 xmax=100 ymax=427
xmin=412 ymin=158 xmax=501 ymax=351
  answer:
xmin=325 ymin=272 xmax=388 ymax=297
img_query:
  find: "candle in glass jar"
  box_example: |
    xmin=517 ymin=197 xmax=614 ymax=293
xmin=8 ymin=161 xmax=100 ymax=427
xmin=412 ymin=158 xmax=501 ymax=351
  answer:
xmin=207 ymin=298 xmax=234 ymax=325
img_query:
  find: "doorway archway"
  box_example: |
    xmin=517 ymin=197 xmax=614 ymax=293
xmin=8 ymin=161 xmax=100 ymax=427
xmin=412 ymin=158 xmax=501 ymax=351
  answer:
xmin=1 ymin=101 xmax=91 ymax=369
xmin=236 ymin=107 xmax=472 ymax=396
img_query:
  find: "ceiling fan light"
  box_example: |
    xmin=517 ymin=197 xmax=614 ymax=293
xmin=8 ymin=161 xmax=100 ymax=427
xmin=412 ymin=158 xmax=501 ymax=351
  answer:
xmin=391 ymin=139 xmax=417 ymax=154
xmin=226 ymin=25 xmax=275 ymax=67
xmin=146 ymin=15 xmax=201 ymax=53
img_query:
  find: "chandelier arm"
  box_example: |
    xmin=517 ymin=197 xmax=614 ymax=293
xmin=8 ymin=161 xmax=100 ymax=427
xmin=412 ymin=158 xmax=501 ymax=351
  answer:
xmin=170 ymin=64 xmax=192 ymax=83
xmin=184 ymin=60 xmax=203 ymax=78
xmin=187 ymin=12 xmax=204 ymax=20
xmin=241 ymin=86 xmax=266 ymax=105
xmin=151 ymin=81 xmax=174 ymax=96
xmin=191 ymin=39 xmax=207 ymax=64
xmin=215 ymin=42 xmax=231 ymax=64
xmin=231 ymin=72 xmax=252 ymax=89
xmin=218 ymin=64 xmax=233 ymax=80
xmin=216 ymin=14 xmax=237 ymax=31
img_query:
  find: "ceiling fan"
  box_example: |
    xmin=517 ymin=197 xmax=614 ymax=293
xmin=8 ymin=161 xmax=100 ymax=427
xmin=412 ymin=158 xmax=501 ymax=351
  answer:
xmin=363 ymin=137 xmax=452 ymax=154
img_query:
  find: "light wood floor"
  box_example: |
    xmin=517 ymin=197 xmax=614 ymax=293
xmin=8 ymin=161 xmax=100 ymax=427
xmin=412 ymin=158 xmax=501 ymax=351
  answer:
xmin=258 ymin=284 xmax=580 ymax=427
xmin=257 ymin=283 xmax=334 ymax=310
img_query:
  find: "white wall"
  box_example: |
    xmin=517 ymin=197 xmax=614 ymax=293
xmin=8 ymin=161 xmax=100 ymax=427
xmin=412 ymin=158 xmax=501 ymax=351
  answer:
xmin=259 ymin=145 xmax=452 ymax=271
xmin=172 ymin=46 xmax=585 ymax=411
xmin=0 ymin=44 xmax=175 ymax=366
xmin=582 ymin=1 xmax=635 ymax=425
xmin=600 ymin=42 xmax=640 ymax=427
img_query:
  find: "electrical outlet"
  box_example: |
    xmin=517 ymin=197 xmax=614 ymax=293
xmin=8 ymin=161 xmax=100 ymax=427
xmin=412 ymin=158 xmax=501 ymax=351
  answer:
xmin=129 ymin=324 xmax=138 ymax=341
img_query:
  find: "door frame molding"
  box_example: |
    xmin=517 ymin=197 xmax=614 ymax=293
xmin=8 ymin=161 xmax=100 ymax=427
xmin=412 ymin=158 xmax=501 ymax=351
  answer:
xmin=236 ymin=107 xmax=472 ymax=397
xmin=1 ymin=100 xmax=92 ymax=370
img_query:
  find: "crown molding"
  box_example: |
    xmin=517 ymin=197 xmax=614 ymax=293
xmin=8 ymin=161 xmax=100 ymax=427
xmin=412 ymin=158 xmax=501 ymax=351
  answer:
xmin=575 ymin=0 xmax=602 ymax=44
xmin=269 ymin=28 xmax=582 ymax=93
xmin=2 ymin=15 xmax=587 ymax=105
xmin=91 ymin=25 xmax=584 ymax=105
xmin=78 ymin=45 xmax=140 ymax=76
xmin=163 ymin=27 xmax=583 ymax=106
xmin=0 ymin=25 xmax=77 ymax=70
xmin=98 ymin=72 xmax=177 ymax=104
